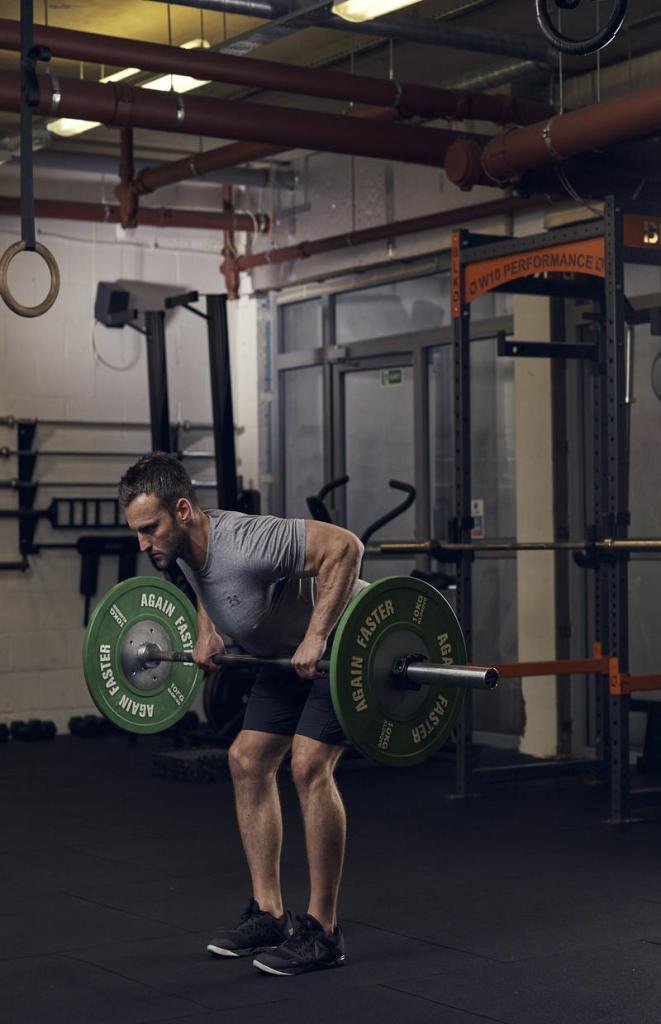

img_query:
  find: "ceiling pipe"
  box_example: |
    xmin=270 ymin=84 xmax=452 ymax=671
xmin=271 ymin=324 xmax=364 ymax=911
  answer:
xmin=134 ymin=103 xmax=397 ymax=198
xmin=0 ymin=17 xmax=553 ymax=126
xmin=13 ymin=150 xmax=297 ymax=190
xmin=134 ymin=141 xmax=292 ymax=195
xmin=0 ymin=70 xmax=469 ymax=168
xmin=117 ymin=126 xmax=139 ymax=227
xmin=222 ymin=184 xmax=240 ymax=298
xmin=445 ymin=77 xmax=661 ymax=190
xmin=228 ymin=194 xmax=548 ymax=273
xmin=146 ymin=0 xmax=553 ymax=64
xmin=0 ymin=196 xmax=270 ymax=230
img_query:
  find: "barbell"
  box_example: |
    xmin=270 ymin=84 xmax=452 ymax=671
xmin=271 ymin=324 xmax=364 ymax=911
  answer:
xmin=82 ymin=574 xmax=498 ymax=767
xmin=366 ymin=538 xmax=661 ymax=559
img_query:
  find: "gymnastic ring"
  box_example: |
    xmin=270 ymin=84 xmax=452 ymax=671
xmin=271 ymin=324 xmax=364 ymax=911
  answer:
xmin=0 ymin=240 xmax=60 ymax=317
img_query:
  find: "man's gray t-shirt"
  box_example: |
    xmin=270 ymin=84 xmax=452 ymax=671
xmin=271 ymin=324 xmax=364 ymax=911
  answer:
xmin=177 ymin=509 xmax=357 ymax=657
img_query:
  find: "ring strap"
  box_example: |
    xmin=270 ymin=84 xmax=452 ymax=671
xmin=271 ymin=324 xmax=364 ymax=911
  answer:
xmin=20 ymin=0 xmax=36 ymax=251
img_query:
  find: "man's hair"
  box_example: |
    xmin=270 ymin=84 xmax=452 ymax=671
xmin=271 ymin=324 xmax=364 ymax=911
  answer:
xmin=118 ymin=452 xmax=198 ymax=515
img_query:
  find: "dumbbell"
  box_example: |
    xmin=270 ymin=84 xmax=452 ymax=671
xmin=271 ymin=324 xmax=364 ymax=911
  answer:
xmin=10 ymin=719 xmax=57 ymax=741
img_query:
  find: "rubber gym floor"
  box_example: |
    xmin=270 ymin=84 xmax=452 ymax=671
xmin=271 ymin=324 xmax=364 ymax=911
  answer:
xmin=2 ymin=736 xmax=661 ymax=1024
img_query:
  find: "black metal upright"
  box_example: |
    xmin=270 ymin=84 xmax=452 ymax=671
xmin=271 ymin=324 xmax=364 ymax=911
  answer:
xmin=144 ymin=310 xmax=172 ymax=453
xmin=206 ymin=294 xmax=239 ymax=511
xmin=551 ymin=297 xmax=573 ymax=756
xmin=603 ymin=199 xmax=631 ymax=823
xmin=452 ymin=230 xmax=474 ymax=798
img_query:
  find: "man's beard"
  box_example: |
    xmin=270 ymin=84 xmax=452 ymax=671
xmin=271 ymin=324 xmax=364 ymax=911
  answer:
xmin=149 ymin=524 xmax=190 ymax=572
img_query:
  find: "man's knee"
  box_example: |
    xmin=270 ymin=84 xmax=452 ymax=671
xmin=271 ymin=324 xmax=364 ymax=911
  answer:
xmin=290 ymin=740 xmax=341 ymax=793
xmin=229 ymin=730 xmax=289 ymax=782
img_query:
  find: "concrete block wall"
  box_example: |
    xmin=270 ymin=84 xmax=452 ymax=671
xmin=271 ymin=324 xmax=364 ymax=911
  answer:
xmin=245 ymin=144 xmax=507 ymax=293
xmin=0 ymin=215 xmax=258 ymax=733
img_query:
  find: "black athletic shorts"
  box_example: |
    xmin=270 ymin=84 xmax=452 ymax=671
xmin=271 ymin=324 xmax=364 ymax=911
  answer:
xmin=242 ymin=643 xmax=345 ymax=747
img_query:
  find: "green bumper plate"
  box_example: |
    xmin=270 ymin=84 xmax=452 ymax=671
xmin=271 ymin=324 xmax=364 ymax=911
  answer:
xmin=82 ymin=576 xmax=202 ymax=734
xmin=330 ymin=576 xmax=467 ymax=766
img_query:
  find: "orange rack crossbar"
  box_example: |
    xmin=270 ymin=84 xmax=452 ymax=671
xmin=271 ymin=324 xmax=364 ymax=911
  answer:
xmin=494 ymin=644 xmax=621 ymax=694
xmin=489 ymin=646 xmax=661 ymax=697
xmin=614 ymin=673 xmax=661 ymax=696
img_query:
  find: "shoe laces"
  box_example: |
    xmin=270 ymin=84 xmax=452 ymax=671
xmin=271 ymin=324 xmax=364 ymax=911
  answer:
xmin=281 ymin=915 xmax=323 ymax=957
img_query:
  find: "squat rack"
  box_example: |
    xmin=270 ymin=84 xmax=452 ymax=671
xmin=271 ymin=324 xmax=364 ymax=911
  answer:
xmin=450 ymin=196 xmax=661 ymax=823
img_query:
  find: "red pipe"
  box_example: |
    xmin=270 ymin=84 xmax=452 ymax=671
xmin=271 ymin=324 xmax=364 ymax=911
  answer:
xmin=0 ymin=196 xmax=269 ymax=231
xmin=228 ymin=194 xmax=548 ymax=272
xmin=135 ymin=142 xmax=285 ymax=195
xmin=0 ymin=17 xmax=553 ymax=126
xmin=116 ymin=126 xmax=138 ymax=228
xmin=135 ymin=103 xmax=399 ymax=197
xmin=0 ymin=70 xmax=461 ymax=167
xmin=445 ymin=79 xmax=661 ymax=189
xmin=221 ymin=185 xmax=240 ymax=300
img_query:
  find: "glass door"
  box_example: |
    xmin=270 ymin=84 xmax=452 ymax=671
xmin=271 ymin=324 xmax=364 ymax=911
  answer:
xmin=334 ymin=356 xmax=416 ymax=582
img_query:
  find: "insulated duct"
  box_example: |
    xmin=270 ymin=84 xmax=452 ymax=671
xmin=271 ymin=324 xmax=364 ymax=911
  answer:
xmin=145 ymin=0 xmax=553 ymax=63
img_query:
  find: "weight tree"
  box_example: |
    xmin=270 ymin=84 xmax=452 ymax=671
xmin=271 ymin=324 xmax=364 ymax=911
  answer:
xmin=450 ymin=196 xmax=661 ymax=822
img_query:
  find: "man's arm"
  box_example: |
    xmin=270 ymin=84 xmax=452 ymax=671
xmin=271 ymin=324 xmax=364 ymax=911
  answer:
xmin=291 ymin=520 xmax=364 ymax=679
xmin=193 ymin=599 xmax=226 ymax=672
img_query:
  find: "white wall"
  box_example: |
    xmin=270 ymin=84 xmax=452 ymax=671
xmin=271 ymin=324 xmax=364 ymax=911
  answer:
xmin=0 ymin=215 xmax=258 ymax=732
xmin=245 ymin=143 xmax=509 ymax=292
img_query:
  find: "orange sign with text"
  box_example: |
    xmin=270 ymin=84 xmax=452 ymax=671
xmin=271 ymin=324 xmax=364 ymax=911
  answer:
xmin=453 ymin=236 xmax=606 ymax=315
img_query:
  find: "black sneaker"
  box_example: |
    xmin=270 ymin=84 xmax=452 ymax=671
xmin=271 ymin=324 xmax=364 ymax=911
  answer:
xmin=252 ymin=914 xmax=346 ymax=976
xmin=207 ymin=897 xmax=294 ymax=958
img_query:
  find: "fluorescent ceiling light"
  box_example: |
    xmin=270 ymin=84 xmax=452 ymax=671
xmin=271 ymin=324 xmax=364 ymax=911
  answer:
xmin=142 ymin=38 xmax=211 ymax=94
xmin=47 ymin=39 xmax=210 ymax=138
xmin=100 ymin=66 xmax=141 ymax=83
xmin=141 ymin=73 xmax=210 ymax=93
xmin=331 ymin=0 xmax=423 ymax=22
xmin=47 ymin=117 xmax=100 ymax=137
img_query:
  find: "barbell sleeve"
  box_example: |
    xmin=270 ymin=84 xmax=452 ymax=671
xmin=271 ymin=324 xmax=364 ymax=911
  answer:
xmin=402 ymin=662 xmax=499 ymax=691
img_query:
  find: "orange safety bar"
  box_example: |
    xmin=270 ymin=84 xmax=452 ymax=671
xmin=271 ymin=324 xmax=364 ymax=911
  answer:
xmin=492 ymin=645 xmax=661 ymax=697
xmin=614 ymin=673 xmax=661 ymax=696
xmin=494 ymin=643 xmax=621 ymax=694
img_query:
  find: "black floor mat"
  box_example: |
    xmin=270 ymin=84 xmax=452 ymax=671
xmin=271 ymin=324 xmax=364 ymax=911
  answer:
xmin=2 ymin=736 xmax=660 ymax=1024
xmin=387 ymin=939 xmax=661 ymax=1024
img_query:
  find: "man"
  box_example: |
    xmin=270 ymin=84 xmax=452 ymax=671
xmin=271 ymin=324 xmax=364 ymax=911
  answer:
xmin=119 ymin=452 xmax=365 ymax=977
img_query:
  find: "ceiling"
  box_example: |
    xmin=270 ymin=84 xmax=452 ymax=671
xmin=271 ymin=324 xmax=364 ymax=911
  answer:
xmin=0 ymin=0 xmax=660 ymax=169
